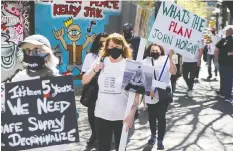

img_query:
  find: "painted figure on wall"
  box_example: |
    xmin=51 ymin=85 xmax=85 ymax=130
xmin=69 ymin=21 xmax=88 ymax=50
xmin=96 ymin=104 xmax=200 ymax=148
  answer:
xmin=53 ymin=17 xmax=96 ymax=79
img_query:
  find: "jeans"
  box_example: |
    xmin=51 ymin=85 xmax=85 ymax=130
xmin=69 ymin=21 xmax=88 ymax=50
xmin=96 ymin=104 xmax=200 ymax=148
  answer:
xmin=87 ymin=104 xmax=96 ymax=140
xmin=182 ymin=62 xmax=197 ymax=91
xmin=207 ymin=54 xmax=218 ymax=76
xmin=219 ymin=66 xmax=233 ymax=99
xmin=95 ymin=117 xmax=123 ymax=151
xmin=147 ymin=101 xmax=169 ymax=141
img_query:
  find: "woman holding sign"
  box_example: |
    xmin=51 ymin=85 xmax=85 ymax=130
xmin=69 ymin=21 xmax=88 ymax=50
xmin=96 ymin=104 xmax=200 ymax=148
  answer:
xmin=10 ymin=35 xmax=72 ymax=151
xmin=142 ymin=43 xmax=176 ymax=150
xmin=82 ymin=33 xmax=140 ymax=151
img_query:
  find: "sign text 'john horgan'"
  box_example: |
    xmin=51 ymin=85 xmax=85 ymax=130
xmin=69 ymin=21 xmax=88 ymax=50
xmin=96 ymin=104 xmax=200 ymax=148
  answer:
xmin=148 ymin=1 xmax=206 ymax=59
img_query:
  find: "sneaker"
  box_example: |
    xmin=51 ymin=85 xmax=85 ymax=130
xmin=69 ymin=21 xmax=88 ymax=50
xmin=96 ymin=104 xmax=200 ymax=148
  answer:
xmin=207 ymin=75 xmax=212 ymax=79
xmin=157 ymin=140 xmax=164 ymax=150
xmin=188 ymin=90 xmax=193 ymax=97
xmin=216 ymin=91 xmax=224 ymax=98
xmin=148 ymin=135 xmax=155 ymax=145
xmin=225 ymin=99 xmax=232 ymax=103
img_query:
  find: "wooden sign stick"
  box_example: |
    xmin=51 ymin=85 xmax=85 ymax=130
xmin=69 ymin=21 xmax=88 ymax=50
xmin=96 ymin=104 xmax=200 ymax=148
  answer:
xmin=118 ymin=38 xmax=146 ymax=151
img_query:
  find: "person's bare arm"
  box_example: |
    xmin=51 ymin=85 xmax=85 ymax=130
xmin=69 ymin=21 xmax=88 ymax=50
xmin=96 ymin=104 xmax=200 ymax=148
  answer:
xmin=197 ymin=48 xmax=203 ymax=67
xmin=214 ymin=47 xmax=219 ymax=61
xmin=169 ymin=50 xmax=177 ymax=75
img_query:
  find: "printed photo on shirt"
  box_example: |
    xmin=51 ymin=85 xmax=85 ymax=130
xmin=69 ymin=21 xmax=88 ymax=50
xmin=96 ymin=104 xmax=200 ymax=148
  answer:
xmin=122 ymin=60 xmax=153 ymax=96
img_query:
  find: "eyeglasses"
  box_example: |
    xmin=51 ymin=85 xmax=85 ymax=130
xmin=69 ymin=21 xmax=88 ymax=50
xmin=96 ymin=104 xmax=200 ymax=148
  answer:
xmin=21 ymin=48 xmax=47 ymax=57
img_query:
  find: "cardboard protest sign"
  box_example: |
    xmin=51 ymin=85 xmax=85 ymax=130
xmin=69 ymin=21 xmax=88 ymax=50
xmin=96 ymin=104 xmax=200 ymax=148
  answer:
xmin=1 ymin=75 xmax=79 ymax=151
xmin=148 ymin=1 xmax=206 ymax=59
xmin=122 ymin=59 xmax=153 ymax=96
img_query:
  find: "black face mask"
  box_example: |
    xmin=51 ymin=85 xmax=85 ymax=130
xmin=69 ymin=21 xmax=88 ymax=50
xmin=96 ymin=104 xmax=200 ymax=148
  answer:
xmin=151 ymin=52 xmax=160 ymax=60
xmin=23 ymin=54 xmax=48 ymax=71
xmin=123 ymin=32 xmax=132 ymax=40
xmin=109 ymin=48 xmax=123 ymax=59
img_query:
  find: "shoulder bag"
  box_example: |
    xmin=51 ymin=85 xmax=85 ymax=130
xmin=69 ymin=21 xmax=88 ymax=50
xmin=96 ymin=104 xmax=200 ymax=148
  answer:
xmin=151 ymin=57 xmax=173 ymax=103
xmin=80 ymin=57 xmax=104 ymax=107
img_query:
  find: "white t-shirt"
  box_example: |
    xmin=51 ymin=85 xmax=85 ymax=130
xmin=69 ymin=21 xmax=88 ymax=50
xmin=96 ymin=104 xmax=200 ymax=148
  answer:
xmin=207 ymin=34 xmax=220 ymax=55
xmin=183 ymin=40 xmax=204 ymax=62
xmin=141 ymin=56 xmax=171 ymax=104
xmin=87 ymin=57 xmax=128 ymax=121
xmin=207 ymin=43 xmax=215 ymax=55
xmin=81 ymin=53 xmax=98 ymax=72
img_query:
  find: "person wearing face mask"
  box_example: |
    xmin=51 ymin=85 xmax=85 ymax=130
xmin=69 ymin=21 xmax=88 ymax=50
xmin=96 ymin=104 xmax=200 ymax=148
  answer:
xmin=81 ymin=32 xmax=108 ymax=145
xmin=12 ymin=35 xmax=59 ymax=82
xmin=123 ymin=23 xmax=141 ymax=61
xmin=125 ymin=66 xmax=146 ymax=94
xmin=142 ymin=44 xmax=177 ymax=150
xmin=82 ymin=33 xmax=140 ymax=151
xmin=10 ymin=35 xmax=74 ymax=151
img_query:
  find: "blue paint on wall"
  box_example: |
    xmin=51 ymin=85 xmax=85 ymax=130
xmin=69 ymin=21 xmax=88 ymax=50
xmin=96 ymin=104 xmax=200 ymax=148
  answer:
xmin=35 ymin=2 xmax=121 ymax=86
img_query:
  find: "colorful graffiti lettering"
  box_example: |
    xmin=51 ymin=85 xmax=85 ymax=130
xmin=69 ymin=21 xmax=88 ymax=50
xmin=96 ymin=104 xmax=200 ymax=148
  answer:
xmin=35 ymin=1 xmax=121 ymax=86
xmin=52 ymin=1 xmax=120 ymax=18
xmin=1 ymin=1 xmax=31 ymax=82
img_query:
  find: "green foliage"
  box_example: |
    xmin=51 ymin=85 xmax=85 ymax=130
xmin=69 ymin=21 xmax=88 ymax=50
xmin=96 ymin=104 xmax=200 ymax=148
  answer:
xmin=177 ymin=0 xmax=209 ymax=19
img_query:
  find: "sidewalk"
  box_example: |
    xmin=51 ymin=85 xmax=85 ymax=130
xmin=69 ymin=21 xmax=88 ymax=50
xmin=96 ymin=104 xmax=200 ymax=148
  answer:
xmin=71 ymin=65 xmax=233 ymax=151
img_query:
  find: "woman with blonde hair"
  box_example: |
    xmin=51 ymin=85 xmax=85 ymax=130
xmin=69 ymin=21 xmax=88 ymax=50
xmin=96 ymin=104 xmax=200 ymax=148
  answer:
xmin=82 ymin=33 xmax=140 ymax=151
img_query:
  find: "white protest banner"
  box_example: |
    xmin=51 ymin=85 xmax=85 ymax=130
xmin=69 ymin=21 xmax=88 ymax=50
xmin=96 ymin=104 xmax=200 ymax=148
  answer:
xmin=148 ymin=1 xmax=206 ymax=59
xmin=119 ymin=38 xmax=146 ymax=151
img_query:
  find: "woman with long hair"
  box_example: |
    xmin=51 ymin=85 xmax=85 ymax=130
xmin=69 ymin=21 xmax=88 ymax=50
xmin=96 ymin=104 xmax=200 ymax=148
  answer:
xmin=81 ymin=32 xmax=108 ymax=145
xmin=82 ymin=33 xmax=140 ymax=151
xmin=142 ymin=43 xmax=176 ymax=150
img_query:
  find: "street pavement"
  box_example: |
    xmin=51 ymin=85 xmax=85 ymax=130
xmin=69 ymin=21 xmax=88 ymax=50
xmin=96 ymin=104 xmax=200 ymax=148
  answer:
xmin=67 ymin=64 xmax=233 ymax=151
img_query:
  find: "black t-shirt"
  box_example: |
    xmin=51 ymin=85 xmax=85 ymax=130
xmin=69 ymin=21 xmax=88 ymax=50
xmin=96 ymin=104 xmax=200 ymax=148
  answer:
xmin=216 ymin=36 xmax=233 ymax=67
xmin=127 ymin=35 xmax=141 ymax=60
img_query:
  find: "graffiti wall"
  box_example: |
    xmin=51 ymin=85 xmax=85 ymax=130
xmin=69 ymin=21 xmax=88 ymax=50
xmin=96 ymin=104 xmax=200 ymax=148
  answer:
xmin=35 ymin=1 xmax=121 ymax=86
xmin=1 ymin=1 xmax=32 ymax=82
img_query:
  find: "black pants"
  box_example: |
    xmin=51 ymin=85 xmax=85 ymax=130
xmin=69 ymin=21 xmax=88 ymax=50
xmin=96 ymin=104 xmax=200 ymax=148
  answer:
xmin=196 ymin=67 xmax=200 ymax=78
xmin=182 ymin=62 xmax=197 ymax=91
xmin=147 ymin=101 xmax=168 ymax=141
xmin=88 ymin=104 xmax=96 ymax=139
xmin=207 ymin=54 xmax=218 ymax=77
xmin=95 ymin=117 xmax=123 ymax=151
xmin=125 ymin=83 xmax=145 ymax=94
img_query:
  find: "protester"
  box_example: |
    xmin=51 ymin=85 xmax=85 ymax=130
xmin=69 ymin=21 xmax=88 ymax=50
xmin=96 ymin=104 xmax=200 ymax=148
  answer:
xmin=182 ymin=40 xmax=204 ymax=97
xmin=125 ymin=66 xmax=146 ymax=94
xmin=215 ymin=28 xmax=233 ymax=103
xmin=207 ymin=29 xmax=220 ymax=79
xmin=122 ymin=23 xmax=141 ymax=60
xmin=13 ymin=34 xmax=59 ymax=81
xmin=81 ymin=32 xmax=108 ymax=145
xmin=142 ymin=43 xmax=176 ymax=150
xmin=82 ymin=33 xmax=140 ymax=151
xmin=11 ymin=35 xmax=70 ymax=151
xmin=123 ymin=23 xmax=145 ymax=117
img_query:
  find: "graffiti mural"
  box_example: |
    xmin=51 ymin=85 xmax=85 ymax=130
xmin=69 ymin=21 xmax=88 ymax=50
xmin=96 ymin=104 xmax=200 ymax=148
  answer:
xmin=1 ymin=1 xmax=31 ymax=82
xmin=35 ymin=1 xmax=121 ymax=86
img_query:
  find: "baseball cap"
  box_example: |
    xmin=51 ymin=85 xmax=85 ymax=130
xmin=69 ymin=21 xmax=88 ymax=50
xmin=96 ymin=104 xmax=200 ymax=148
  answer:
xmin=123 ymin=23 xmax=133 ymax=33
xmin=18 ymin=34 xmax=51 ymax=48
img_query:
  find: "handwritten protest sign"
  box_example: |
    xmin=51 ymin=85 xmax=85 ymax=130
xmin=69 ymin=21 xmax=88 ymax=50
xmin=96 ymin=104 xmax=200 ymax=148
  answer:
xmin=148 ymin=1 xmax=206 ymax=59
xmin=1 ymin=75 xmax=79 ymax=151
